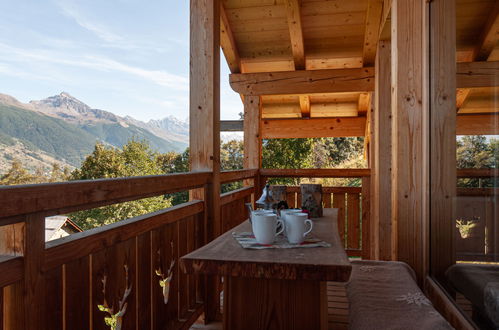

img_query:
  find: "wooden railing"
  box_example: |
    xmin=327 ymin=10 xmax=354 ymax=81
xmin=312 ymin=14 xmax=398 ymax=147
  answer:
xmin=0 ymin=169 xmax=258 ymax=330
xmin=260 ymin=168 xmax=371 ymax=259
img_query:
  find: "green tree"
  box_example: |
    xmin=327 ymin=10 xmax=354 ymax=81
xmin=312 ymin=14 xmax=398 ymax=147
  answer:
xmin=69 ymin=139 xmax=172 ymax=230
xmin=0 ymin=159 xmax=37 ymax=185
xmin=456 ymin=136 xmax=498 ymax=187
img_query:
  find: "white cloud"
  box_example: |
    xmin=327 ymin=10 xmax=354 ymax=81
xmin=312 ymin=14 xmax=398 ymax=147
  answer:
xmin=56 ymin=1 xmax=123 ymax=43
xmin=0 ymin=42 xmax=188 ymax=91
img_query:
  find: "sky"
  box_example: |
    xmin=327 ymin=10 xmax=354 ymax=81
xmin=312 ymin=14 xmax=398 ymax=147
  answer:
xmin=0 ymin=0 xmax=243 ymax=122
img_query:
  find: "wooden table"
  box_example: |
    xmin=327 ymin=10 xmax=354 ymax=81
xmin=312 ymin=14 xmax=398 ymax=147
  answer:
xmin=181 ymin=209 xmax=351 ymax=330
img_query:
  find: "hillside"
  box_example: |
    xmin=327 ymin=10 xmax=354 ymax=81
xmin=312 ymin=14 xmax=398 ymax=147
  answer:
xmin=0 ymin=103 xmax=97 ymax=166
xmin=0 ymin=93 xmax=190 ymax=174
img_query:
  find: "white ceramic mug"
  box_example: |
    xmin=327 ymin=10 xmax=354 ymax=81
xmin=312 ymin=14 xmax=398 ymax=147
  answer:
xmin=285 ymin=212 xmax=313 ymax=244
xmin=252 ymin=213 xmax=284 ymax=245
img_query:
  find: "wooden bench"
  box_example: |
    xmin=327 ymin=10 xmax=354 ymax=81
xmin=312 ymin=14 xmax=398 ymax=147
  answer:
xmin=346 ymin=260 xmax=453 ymax=330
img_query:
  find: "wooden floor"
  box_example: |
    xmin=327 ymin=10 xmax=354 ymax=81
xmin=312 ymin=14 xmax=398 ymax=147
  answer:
xmin=190 ymin=282 xmax=349 ymax=330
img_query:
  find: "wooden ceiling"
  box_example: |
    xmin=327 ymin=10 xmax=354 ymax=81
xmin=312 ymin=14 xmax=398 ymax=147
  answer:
xmin=221 ymin=0 xmax=498 ymax=120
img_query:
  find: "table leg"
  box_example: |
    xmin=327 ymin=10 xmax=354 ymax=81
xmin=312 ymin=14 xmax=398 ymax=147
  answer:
xmin=223 ymin=277 xmax=327 ymax=330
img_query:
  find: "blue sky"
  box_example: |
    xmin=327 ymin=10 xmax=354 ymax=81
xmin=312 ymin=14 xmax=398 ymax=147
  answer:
xmin=0 ymin=0 xmax=243 ymax=122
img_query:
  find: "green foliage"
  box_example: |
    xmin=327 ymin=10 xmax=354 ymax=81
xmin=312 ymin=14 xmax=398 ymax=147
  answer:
xmin=69 ymin=140 xmax=172 ymax=230
xmin=0 ymin=159 xmax=71 ymax=185
xmin=457 ymin=136 xmax=498 ymax=187
xmin=0 ymin=104 xmax=96 ymax=165
xmin=262 ymin=137 xmax=366 ymax=185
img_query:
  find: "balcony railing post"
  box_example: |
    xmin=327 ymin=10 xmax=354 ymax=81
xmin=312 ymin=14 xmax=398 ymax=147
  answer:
xmin=24 ymin=214 xmax=46 ymax=329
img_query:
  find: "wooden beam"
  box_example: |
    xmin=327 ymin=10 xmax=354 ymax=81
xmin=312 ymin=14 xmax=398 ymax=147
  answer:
xmin=379 ymin=0 xmax=392 ymax=39
xmin=190 ymin=0 xmax=221 ymax=322
xmin=284 ymin=0 xmax=305 ymax=70
xmin=456 ymin=88 xmax=471 ymax=109
xmin=456 ymin=61 xmax=499 ymax=89
xmin=229 ymin=67 xmax=375 ymax=95
xmin=457 ymin=5 xmax=499 ymax=111
xmin=261 ymin=117 xmax=366 ymax=139
xmin=456 ymin=114 xmax=499 ymax=135
xmin=358 ymin=93 xmax=371 ymax=112
xmin=310 ymin=102 xmax=358 ymax=117
xmin=220 ymin=120 xmax=243 ymax=131
xmin=299 ymin=95 xmax=310 ymax=117
xmin=244 ymin=96 xmax=261 ymax=169
xmin=473 ymin=2 xmax=499 ymax=61
xmin=362 ymin=0 xmax=384 ymax=66
xmin=220 ymin=3 xmax=240 ymax=73
xmin=373 ymin=39 xmax=392 ymax=261
xmin=429 ymin=0 xmax=456 ymax=282
xmin=391 ymin=0 xmax=426 ymax=281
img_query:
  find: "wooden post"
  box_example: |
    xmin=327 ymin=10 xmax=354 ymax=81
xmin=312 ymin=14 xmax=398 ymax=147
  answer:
xmin=391 ymin=0 xmax=427 ymax=281
xmin=243 ymin=95 xmax=261 ymax=191
xmin=374 ymin=40 xmax=392 ymax=261
xmin=190 ymin=0 xmax=221 ymax=322
xmin=23 ymin=215 xmax=46 ymax=329
xmin=0 ymin=223 xmax=25 ymax=330
xmin=429 ymin=0 xmax=456 ymax=282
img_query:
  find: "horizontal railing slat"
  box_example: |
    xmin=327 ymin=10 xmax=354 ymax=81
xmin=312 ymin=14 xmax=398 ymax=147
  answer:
xmin=44 ymin=200 xmax=204 ymax=271
xmin=260 ymin=168 xmax=370 ymax=178
xmin=457 ymin=168 xmax=498 ymax=178
xmin=285 ymin=186 xmax=362 ymax=194
xmin=220 ymin=169 xmax=258 ymax=183
xmin=221 ymin=186 xmax=254 ymax=206
xmin=0 ymin=171 xmax=211 ymax=223
xmin=0 ymin=256 xmax=23 ymax=288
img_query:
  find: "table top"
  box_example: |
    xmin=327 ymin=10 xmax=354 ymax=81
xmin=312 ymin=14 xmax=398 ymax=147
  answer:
xmin=180 ymin=208 xmax=352 ymax=282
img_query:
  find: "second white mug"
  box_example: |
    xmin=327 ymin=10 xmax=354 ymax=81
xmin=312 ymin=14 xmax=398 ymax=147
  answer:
xmin=284 ymin=212 xmax=313 ymax=244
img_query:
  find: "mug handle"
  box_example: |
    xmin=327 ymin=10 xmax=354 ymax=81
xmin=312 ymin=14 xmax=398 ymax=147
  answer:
xmin=275 ymin=219 xmax=285 ymax=236
xmin=303 ymin=219 xmax=313 ymax=237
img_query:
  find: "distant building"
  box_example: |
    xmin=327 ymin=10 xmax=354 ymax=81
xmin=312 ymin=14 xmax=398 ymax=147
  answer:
xmin=45 ymin=216 xmax=82 ymax=241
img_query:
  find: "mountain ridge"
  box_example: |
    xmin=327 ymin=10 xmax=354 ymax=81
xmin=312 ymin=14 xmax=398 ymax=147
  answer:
xmin=0 ymin=92 xmax=190 ymax=173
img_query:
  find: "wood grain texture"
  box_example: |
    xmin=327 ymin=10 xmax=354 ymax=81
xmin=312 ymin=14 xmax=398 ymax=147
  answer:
xmin=456 ymin=113 xmax=499 ymax=135
xmin=243 ymin=96 xmax=261 ymax=170
xmin=44 ymin=266 xmax=63 ymax=330
xmin=299 ymin=95 xmax=311 ymax=117
xmin=428 ymin=0 xmax=457 ymax=282
xmin=262 ymin=117 xmax=366 ymax=139
xmin=284 ymin=0 xmax=305 ymax=70
xmin=361 ymin=176 xmax=372 ymax=260
xmin=0 ymin=172 xmax=210 ymax=222
xmin=230 ymin=67 xmax=375 ymax=95
xmin=391 ymin=0 xmax=426 ymax=281
xmin=333 ymin=193 xmax=346 ymax=247
xmin=456 ymin=61 xmax=499 ymax=88
xmin=457 ymin=168 xmax=499 ymax=178
xmin=363 ymin=0 xmax=384 ymax=66
xmin=220 ymin=3 xmax=240 ymax=73
xmin=0 ymin=256 xmax=23 ymax=288
xmin=44 ymin=201 xmax=204 ymax=270
xmin=374 ymin=39 xmax=392 ymax=260
xmin=260 ymin=168 xmax=370 ymax=178
xmin=347 ymin=193 xmax=360 ymax=250
xmin=220 ymin=186 xmax=253 ymax=206
xmin=220 ymin=169 xmax=257 ymax=184
xmin=223 ymin=276 xmax=326 ymax=330
xmin=64 ymin=256 xmax=90 ymax=330
xmin=181 ymin=209 xmax=351 ymax=282
xmin=24 ymin=214 xmax=46 ymax=329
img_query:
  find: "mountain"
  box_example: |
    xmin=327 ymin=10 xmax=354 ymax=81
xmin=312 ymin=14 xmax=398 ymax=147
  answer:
xmin=0 ymin=92 xmax=190 ymax=173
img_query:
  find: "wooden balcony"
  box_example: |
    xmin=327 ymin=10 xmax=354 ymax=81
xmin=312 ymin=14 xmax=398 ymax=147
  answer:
xmin=0 ymin=168 xmax=374 ymax=329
